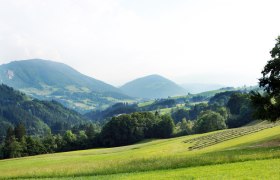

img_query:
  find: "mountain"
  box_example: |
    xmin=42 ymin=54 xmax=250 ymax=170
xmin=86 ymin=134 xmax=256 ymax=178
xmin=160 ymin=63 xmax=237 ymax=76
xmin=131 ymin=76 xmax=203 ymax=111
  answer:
xmin=120 ymin=74 xmax=186 ymax=99
xmin=0 ymin=59 xmax=133 ymax=113
xmin=181 ymin=83 xmax=225 ymax=94
xmin=0 ymin=84 xmax=88 ymax=141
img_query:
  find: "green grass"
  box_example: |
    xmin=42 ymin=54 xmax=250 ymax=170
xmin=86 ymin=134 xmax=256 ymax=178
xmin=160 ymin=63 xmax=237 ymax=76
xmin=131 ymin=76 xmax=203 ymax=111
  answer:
xmin=123 ymin=158 xmax=280 ymax=180
xmin=1 ymin=123 xmax=280 ymax=179
xmin=49 ymin=158 xmax=280 ymax=180
xmin=137 ymin=100 xmax=155 ymax=107
xmin=151 ymin=107 xmax=173 ymax=115
xmin=171 ymin=88 xmax=232 ymax=100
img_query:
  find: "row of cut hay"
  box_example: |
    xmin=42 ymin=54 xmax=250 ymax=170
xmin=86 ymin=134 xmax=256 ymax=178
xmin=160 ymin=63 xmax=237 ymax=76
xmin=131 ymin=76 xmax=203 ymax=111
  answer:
xmin=185 ymin=122 xmax=280 ymax=150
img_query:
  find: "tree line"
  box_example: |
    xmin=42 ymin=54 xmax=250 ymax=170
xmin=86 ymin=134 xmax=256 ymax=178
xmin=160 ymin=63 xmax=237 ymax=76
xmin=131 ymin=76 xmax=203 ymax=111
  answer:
xmin=0 ymin=112 xmax=174 ymax=159
xmin=171 ymin=91 xmax=254 ymax=136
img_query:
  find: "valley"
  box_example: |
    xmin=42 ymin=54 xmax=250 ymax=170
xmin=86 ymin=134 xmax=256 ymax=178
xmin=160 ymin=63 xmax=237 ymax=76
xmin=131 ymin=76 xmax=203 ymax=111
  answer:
xmin=1 ymin=1 xmax=280 ymax=179
xmin=0 ymin=52 xmax=279 ymax=179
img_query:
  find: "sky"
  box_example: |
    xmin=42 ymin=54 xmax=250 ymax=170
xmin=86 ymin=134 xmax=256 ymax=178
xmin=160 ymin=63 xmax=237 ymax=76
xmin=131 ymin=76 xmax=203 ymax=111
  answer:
xmin=0 ymin=0 xmax=280 ymax=87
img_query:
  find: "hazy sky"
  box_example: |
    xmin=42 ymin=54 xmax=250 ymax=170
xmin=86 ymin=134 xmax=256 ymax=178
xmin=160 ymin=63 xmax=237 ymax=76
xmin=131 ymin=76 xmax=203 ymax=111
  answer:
xmin=0 ymin=0 xmax=280 ymax=87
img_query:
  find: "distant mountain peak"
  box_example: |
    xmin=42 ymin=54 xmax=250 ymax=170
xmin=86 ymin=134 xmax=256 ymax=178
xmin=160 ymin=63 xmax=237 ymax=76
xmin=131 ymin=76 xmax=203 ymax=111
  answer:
xmin=0 ymin=59 xmax=133 ymax=113
xmin=120 ymin=74 xmax=186 ymax=99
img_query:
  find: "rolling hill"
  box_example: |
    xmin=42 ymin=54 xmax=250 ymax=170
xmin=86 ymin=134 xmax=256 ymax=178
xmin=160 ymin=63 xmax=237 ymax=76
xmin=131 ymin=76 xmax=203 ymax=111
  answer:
xmin=0 ymin=84 xmax=88 ymax=140
xmin=0 ymin=59 xmax=133 ymax=113
xmin=120 ymin=74 xmax=186 ymax=99
xmin=0 ymin=121 xmax=280 ymax=179
xmin=181 ymin=83 xmax=225 ymax=94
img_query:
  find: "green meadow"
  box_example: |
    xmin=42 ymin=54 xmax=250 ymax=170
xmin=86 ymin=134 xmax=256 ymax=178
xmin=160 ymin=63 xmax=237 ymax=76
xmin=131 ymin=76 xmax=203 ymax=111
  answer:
xmin=1 ymin=123 xmax=280 ymax=179
xmin=52 ymin=158 xmax=280 ymax=180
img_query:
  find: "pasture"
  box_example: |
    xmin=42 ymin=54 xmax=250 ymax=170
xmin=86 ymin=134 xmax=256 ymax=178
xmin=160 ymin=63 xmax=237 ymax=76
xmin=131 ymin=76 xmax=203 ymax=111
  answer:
xmin=1 ymin=122 xmax=280 ymax=179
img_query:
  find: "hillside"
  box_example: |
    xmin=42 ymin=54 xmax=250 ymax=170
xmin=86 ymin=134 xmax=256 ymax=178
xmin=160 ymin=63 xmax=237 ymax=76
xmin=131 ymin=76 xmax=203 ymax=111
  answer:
xmin=0 ymin=84 xmax=88 ymax=140
xmin=0 ymin=59 xmax=133 ymax=113
xmin=1 ymin=122 xmax=280 ymax=179
xmin=181 ymin=83 xmax=225 ymax=94
xmin=120 ymin=74 xmax=186 ymax=99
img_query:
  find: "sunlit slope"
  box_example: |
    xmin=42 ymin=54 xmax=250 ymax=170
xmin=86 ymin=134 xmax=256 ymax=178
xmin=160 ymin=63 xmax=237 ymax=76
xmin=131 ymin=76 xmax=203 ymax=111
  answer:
xmin=1 ymin=122 xmax=280 ymax=179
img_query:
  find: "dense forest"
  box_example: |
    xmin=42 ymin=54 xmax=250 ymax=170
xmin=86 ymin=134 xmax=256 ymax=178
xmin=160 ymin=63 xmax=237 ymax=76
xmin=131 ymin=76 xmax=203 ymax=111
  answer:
xmin=0 ymin=112 xmax=174 ymax=159
xmin=0 ymin=84 xmax=88 ymax=141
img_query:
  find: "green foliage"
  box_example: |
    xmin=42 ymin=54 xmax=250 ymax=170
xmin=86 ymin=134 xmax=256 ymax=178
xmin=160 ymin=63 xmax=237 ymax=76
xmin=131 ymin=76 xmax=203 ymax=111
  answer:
xmin=259 ymin=36 xmax=280 ymax=96
xmin=14 ymin=123 xmax=26 ymax=141
xmin=180 ymin=118 xmax=194 ymax=135
xmin=42 ymin=135 xmax=57 ymax=153
xmin=189 ymin=103 xmax=208 ymax=120
xmin=171 ymin=90 xmax=254 ymax=135
xmin=85 ymin=124 xmax=97 ymax=139
xmin=24 ymin=136 xmax=47 ymax=156
xmin=0 ymin=122 xmax=100 ymax=159
xmin=1 ymin=127 xmax=24 ymax=159
xmin=63 ymin=130 xmax=77 ymax=144
xmin=171 ymin=108 xmax=189 ymax=123
xmin=209 ymin=91 xmax=235 ymax=106
xmin=0 ymin=84 xmax=88 ymax=138
xmin=226 ymin=93 xmax=254 ymax=128
xmin=0 ymin=120 xmax=12 ymax=142
xmin=227 ymin=93 xmax=249 ymax=114
xmin=251 ymin=36 xmax=280 ymax=121
xmin=155 ymin=115 xmax=175 ymax=138
xmin=194 ymin=110 xmax=227 ymax=133
xmin=214 ymin=106 xmax=229 ymax=119
xmin=62 ymin=130 xmax=77 ymax=151
xmin=101 ymin=115 xmax=142 ymax=146
xmin=251 ymin=91 xmax=280 ymax=120
xmin=101 ymin=112 xmax=174 ymax=147
xmin=5 ymin=137 xmax=23 ymax=158
xmin=251 ymin=92 xmax=280 ymax=121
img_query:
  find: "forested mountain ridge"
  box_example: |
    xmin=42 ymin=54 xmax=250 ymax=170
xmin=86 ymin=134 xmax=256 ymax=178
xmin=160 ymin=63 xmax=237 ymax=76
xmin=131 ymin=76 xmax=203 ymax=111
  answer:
xmin=0 ymin=59 xmax=133 ymax=113
xmin=0 ymin=84 xmax=88 ymax=142
xmin=120 ymin=74 xmax=186 ymax=99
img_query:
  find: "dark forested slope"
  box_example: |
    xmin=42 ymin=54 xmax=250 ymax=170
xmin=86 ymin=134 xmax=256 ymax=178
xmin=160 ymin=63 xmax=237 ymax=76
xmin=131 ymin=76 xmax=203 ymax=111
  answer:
xmin=0 ymin=84 xmax=88 ymax=141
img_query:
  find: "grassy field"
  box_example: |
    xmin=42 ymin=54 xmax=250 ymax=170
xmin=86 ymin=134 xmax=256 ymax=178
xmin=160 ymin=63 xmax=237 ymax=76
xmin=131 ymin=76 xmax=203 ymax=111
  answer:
xmin=137 ymin=100 xmax=155 ymax=107
xmin=50 ymin=158 xmax=280 ymax=180
xmin=1 ymin=123 xmax=280 ymax=179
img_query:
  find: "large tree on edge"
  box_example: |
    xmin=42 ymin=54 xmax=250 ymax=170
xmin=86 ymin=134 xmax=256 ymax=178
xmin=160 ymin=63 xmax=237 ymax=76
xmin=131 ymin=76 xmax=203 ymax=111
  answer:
xmin=251 ymin=36 xmax=280 ymax=121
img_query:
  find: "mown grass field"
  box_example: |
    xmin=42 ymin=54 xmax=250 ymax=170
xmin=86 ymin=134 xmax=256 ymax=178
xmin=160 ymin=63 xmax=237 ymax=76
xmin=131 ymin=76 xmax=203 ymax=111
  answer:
xmin=1 ymin=123 xmax=280 ymax=179
xmin=49 ymin=158 xmax=280 ymax=180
